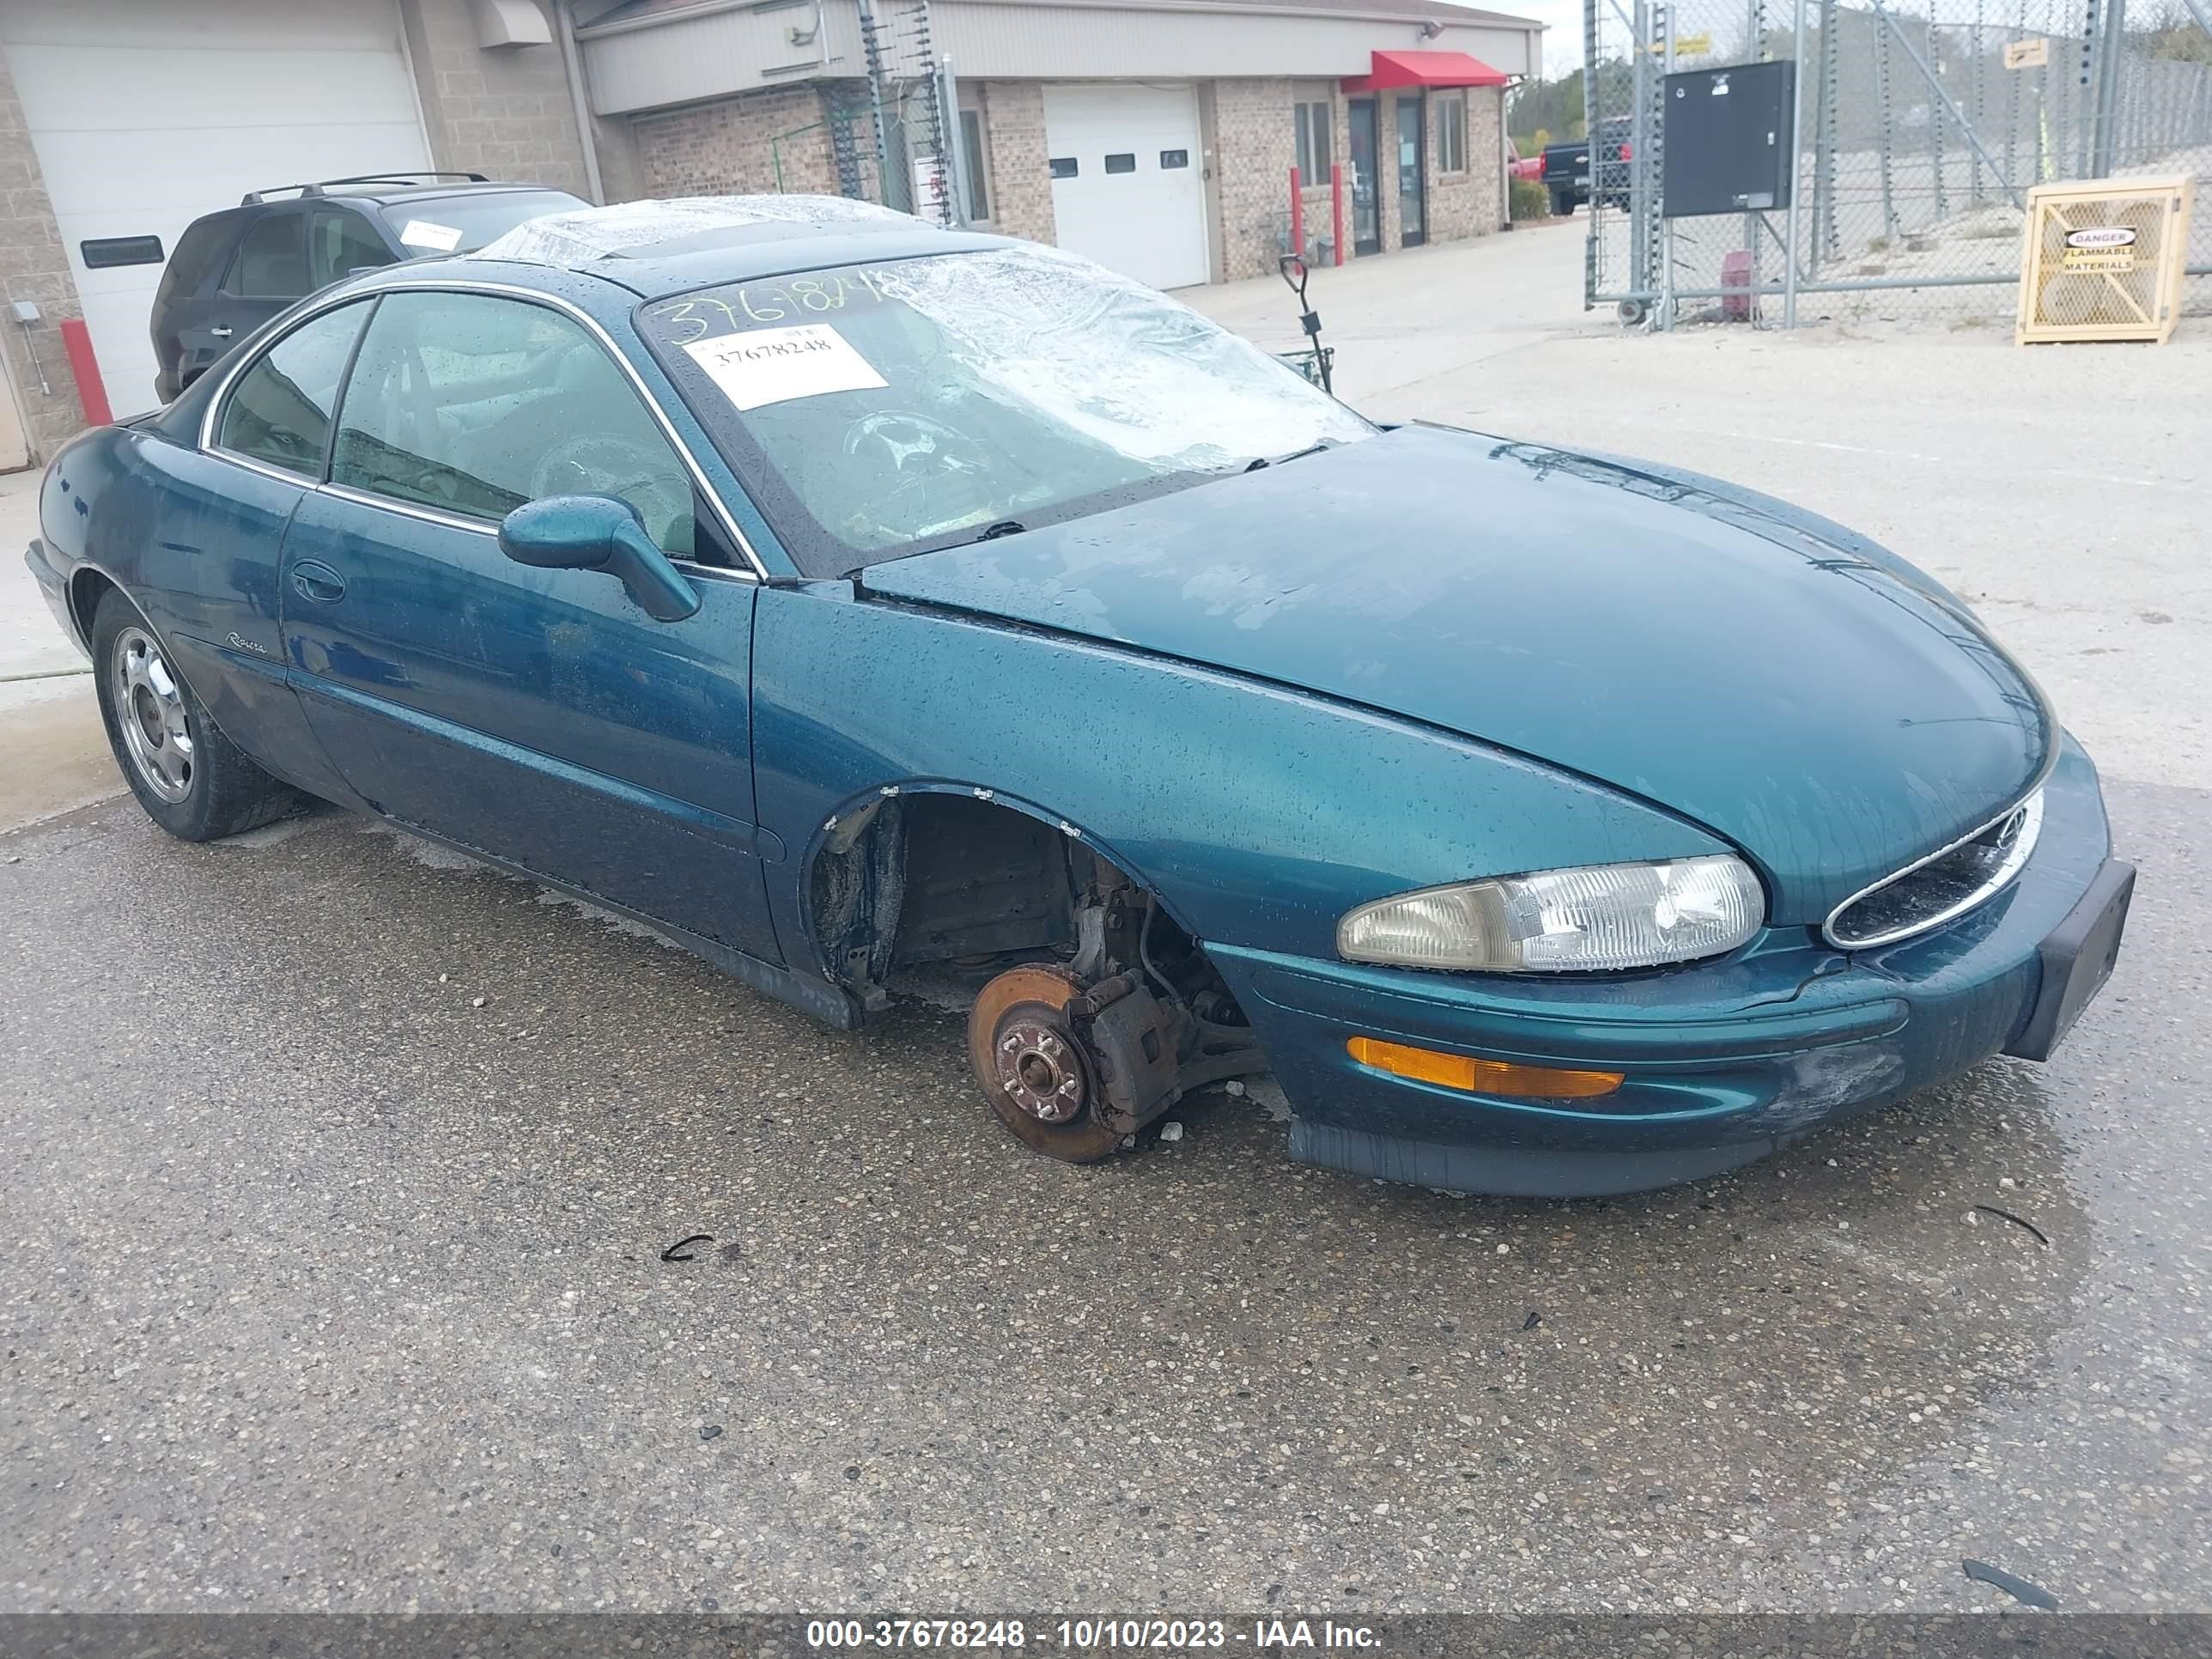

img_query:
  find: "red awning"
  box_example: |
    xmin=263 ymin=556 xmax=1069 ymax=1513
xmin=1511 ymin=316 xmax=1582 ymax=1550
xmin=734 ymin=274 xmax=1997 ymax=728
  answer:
xmin=1340 ymin=49 xmax=1510 ymax=93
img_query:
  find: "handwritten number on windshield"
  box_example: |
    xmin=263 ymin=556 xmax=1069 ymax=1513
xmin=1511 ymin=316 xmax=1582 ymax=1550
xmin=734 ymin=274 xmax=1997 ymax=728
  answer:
xmin=649 ymin=271 xmax=895 ymax=343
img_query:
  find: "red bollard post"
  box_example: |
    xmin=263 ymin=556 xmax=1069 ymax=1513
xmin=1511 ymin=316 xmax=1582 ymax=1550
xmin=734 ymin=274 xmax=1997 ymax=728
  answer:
xmin=1330 ymin=162 xmax=1346 ymax=265
xmin=59 ymin=318 xmax=112 ymax=428
xmin=1289 ymin=166 xmax=1304 ymax=263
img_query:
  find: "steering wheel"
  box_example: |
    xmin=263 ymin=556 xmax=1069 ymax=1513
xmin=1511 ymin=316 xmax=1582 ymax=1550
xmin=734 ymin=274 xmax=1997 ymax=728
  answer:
xmin=529 ymin=434 xmax=690 ymax=543
xmin=838 ymin=410 xmax=1002 ymax=543
xmin=842 ymin=410 xmax=994 ymax=482
xmin=531 ymin=433 xmax=679 ymax=501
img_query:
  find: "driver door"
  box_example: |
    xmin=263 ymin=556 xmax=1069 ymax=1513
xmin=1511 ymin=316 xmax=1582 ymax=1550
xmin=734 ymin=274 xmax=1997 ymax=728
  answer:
xmin=278 ymin=287 xmax=778 ymax=958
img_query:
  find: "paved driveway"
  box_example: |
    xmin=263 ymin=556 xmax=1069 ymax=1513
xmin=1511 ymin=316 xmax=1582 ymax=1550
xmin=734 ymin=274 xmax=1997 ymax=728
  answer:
xmin=3 ymin=223 xmax=2208 ymax=1614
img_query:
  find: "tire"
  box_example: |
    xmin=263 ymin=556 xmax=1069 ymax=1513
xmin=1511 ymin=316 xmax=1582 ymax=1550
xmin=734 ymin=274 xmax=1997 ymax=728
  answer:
xmin=91 ymin=588 xmax=299 ymax=842
xmin=1550 ymin=190 xmax=1576 ymax=217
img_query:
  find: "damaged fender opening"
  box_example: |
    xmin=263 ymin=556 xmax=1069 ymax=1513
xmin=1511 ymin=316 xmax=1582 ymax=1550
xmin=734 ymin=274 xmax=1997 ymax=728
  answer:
xmin=809 ymin=791 xmax=1267 ymax=1160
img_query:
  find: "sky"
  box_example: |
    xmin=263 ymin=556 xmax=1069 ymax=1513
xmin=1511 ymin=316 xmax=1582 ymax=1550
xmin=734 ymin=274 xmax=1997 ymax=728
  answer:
xmin=1437 ymin=0 xmax=1593 ymax=79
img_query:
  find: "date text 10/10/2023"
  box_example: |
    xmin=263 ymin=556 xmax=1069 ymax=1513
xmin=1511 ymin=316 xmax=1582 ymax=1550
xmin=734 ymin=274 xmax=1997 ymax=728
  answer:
xmin=803 ymin=1618 xmax=1384 ymax=1650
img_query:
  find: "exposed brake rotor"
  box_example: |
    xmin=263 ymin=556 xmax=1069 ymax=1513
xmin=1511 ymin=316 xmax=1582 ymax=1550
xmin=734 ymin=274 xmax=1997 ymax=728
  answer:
xmin=964 ymin=964 xmax=1121 ymax=1164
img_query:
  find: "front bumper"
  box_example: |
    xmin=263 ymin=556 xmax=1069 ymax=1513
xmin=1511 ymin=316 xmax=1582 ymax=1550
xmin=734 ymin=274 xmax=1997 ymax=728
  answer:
xmin=1207 ymin=737 xmax=2122 ymax=1198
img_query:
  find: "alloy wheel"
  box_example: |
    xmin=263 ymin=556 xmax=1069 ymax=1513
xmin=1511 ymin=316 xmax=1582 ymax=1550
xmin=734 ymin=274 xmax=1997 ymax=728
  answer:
xmin=112 ymin=625 xmax=196 ymax=804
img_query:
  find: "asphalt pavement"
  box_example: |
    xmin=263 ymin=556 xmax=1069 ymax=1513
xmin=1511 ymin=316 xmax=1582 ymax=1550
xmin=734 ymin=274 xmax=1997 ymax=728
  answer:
xmin=3 ymin=223 xmax=2209 ymax=1614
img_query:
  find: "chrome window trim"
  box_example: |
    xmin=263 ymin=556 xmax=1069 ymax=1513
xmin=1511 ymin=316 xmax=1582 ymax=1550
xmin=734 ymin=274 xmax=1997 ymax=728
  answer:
xmin=319 ymin=479 xmax=497 ymax=538
xmin=207 ymin=445 xmax=325 ymax=490
xmin=1821 ymin=784 xmax=2048 ymax=951
xmin=203 ymin=294 xmax=380 ymax=490
xmin=198 ymin=276 xmax=767 ymax=582
xmin=315 ymin=478 xmax=749 ymax=584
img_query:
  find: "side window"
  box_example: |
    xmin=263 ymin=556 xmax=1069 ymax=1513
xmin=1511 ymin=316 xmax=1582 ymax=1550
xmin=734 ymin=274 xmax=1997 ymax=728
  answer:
xmin=213 ymin=300 xmax=374 ymax=478
xmin=222 ymin=210 xmax=310 ymax=300
xmin=1294 ymin=98 xmax=1333 ymax=182
xmin=1434 ymin=91 xmax=1468 ymax=174
xmin=309 ymin=208 xmax=394 ymax=290
xmin=152 ymin=215 xmax=242 ymax=314
xmin=331 ymin=290 xmax=696 ymax=558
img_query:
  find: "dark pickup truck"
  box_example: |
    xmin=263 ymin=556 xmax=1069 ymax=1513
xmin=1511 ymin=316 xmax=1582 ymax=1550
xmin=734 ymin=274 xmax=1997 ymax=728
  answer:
xmin=1541 ymin=117 xmax=1633 ymax=216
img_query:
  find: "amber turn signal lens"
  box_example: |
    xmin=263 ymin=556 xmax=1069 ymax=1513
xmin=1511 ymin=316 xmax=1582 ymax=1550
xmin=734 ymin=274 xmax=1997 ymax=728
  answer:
xmin=1345 ymin=1036 xmax=1625 ymax=1099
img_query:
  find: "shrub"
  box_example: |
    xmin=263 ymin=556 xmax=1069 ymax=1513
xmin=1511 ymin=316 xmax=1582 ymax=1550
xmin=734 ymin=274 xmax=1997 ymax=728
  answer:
xmin=1510 ymin=177 xmax=1551 ymax=222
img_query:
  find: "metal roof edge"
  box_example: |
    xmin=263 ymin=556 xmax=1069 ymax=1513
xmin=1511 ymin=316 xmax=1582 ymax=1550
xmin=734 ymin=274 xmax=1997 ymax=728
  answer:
xmin=582 ymin=0 xmax=1545 ymax=44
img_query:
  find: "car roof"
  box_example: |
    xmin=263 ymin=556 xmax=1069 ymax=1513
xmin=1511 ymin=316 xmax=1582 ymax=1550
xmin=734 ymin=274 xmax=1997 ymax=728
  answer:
xmin=459 ymin=195 xmax=1007 ymax=298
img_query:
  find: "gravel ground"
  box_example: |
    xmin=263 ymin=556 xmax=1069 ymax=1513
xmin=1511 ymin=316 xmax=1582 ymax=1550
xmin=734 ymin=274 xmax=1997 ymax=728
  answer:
xmin=3 ymin=223 xmax=2206 ymax=1616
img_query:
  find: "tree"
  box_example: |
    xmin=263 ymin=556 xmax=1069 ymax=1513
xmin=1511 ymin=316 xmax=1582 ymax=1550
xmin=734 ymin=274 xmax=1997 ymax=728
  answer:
xmin=2141 ymin=3 xmax=2212 ymax=62
xmin=1508 ymin=71 xmax=1589 ymax=148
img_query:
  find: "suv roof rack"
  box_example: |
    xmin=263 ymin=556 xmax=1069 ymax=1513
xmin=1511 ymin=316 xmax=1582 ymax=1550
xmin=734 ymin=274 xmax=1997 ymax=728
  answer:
xmin=241 ymin=172 xmax=491 ymax=206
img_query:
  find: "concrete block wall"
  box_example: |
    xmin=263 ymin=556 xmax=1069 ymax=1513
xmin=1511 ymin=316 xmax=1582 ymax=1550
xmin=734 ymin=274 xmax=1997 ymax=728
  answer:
xmin=398 ymin=0 xmax=592 ymax=198
xmin=1426 ymin=86 xmax=1506 ymax=243
xmin=1209 ymin=78 xmax=1301 ymax=282
xmin=974 ymin=82 xmax=1054 ymax=247
xmin=0 ymin=51 xmax=83 ymax=466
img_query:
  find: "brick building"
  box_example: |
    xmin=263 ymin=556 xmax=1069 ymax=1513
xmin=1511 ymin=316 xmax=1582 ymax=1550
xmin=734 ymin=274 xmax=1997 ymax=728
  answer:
xmin=0 ymin=0 xmax=605 ymax=465
xmin=579 ymin=0 xmax=1543 ymax=291
xmin=0 ymin=0 xmax=1537 ymax=466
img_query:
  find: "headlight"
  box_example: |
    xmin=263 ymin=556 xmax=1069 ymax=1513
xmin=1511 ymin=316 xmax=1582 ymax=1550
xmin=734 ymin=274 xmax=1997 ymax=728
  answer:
xmin=1337 ymin=855 xmax=1764 ymax=973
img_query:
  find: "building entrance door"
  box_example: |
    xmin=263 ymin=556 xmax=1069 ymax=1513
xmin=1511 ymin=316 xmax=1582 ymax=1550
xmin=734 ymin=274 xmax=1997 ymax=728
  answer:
xmin=1347 ymin=98 xmax=1381 ymax=256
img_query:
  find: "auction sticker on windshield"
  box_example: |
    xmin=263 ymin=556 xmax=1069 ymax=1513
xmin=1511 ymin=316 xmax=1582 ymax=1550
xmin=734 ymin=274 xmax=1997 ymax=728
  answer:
xmin=398 ymin=219 xmax=464 ymax=252
xmin=683 ymin=322 xmax=888 ymax=410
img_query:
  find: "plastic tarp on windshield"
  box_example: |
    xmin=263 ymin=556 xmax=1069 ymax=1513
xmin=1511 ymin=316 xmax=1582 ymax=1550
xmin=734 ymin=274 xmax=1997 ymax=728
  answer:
xmin=473 ymin=195 xmax=921 ymax=271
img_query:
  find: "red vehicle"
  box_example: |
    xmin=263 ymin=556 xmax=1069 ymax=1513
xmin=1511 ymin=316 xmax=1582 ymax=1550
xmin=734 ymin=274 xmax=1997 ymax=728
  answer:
xmin=1507 ymin=139 xmax=1542 ymax=183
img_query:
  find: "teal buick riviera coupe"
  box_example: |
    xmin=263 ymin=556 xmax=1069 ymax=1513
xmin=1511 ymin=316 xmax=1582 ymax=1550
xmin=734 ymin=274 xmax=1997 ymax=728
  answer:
xmin=26 ymin=198 xmax=2133 ymax=1197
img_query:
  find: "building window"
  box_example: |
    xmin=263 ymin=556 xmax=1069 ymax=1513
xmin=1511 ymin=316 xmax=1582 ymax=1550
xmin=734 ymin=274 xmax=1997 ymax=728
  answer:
xmin=1294 ymin=98 xmax=1332 ymax=184
xmin=957 ymin=104 xmax=991 ymax=221
xmin=1434 ymin=90 xmax=1468 ymax=174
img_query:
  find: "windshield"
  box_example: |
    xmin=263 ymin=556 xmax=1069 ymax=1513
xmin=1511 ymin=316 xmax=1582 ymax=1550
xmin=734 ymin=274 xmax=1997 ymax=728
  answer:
xmin=636 ymin=243 xmax=1373 ymax=574
xmin=379 ymin=190 xmax=591 ymax=254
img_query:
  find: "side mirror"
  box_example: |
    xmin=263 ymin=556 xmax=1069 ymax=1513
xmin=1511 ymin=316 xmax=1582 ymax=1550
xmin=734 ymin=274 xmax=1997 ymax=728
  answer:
xmin=498 ymin=495 xmax=700 ymax=623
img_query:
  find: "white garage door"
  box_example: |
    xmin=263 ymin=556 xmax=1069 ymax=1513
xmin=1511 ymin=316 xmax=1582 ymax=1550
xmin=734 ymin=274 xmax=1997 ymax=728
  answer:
xmin=1042 ymin=83 xmax=1209 ymax=291
xmin=3 ymin=0 xmax=430 ymax=415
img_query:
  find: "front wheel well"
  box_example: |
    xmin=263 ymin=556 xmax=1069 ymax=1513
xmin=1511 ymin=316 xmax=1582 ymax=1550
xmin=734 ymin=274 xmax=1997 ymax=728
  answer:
xmin=806 ymin=791 xmax=1246 ymax=1030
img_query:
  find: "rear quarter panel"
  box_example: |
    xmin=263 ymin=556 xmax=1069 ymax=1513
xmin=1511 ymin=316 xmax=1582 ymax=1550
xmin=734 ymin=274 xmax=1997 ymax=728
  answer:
xmin=40 ymin=422 xmax=354 ymax=802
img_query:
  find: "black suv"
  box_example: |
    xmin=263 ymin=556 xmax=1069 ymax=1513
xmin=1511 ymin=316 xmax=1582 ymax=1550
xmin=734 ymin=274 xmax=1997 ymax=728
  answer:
xmin=149 ymin=173 xmax=587 ymax=404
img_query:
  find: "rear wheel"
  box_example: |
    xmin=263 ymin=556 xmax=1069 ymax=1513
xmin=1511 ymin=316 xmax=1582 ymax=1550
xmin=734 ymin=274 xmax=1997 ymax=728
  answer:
xmin=966 ymin=964 xmax=1121 ymax=1164
xmin=1550 ymin=189 xmax=1576 ymax=217
xmin=92 ymin=590 xmax=297 ymax=841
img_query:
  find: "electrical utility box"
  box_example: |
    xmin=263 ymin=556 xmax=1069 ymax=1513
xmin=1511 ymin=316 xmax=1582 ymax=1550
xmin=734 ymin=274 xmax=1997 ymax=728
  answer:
xmin=1662 ymin=60 xmax=1796 ymax=217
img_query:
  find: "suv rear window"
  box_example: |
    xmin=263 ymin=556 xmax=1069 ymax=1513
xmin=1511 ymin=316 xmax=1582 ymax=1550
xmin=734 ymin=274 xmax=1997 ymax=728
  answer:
xmin=378 ymin=189 xmax=588 ymax=254
xmin=161 ymin=216 xmax=241 ymax=297
xmin=224 ymin=213 xmax=309 ymax=298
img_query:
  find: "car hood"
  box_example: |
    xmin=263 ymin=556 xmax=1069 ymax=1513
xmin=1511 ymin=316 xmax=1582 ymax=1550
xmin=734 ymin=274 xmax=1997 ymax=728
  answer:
xmin=858 ymin=423 xmax=2051 ymax=924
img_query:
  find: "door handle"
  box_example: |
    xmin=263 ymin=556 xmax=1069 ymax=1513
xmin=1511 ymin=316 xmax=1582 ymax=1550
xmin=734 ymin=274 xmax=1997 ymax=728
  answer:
xmin=291 ymin=562 xmax=346 ymax=604
xmin=210 ymin=325 xmax=234 ymax=340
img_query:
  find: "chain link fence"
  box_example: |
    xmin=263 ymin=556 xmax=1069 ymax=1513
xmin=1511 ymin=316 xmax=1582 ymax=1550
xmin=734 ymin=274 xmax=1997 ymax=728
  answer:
xmin=816 ymin=0 xmax=957 ymax=222
xmin=1579 ymin=0 xmax=2212 ymax=325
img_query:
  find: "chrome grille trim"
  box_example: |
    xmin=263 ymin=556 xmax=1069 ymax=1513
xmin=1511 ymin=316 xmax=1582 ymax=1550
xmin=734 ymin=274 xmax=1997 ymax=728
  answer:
xmin=1822 ymin=787 xmax=2046 ymax=950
